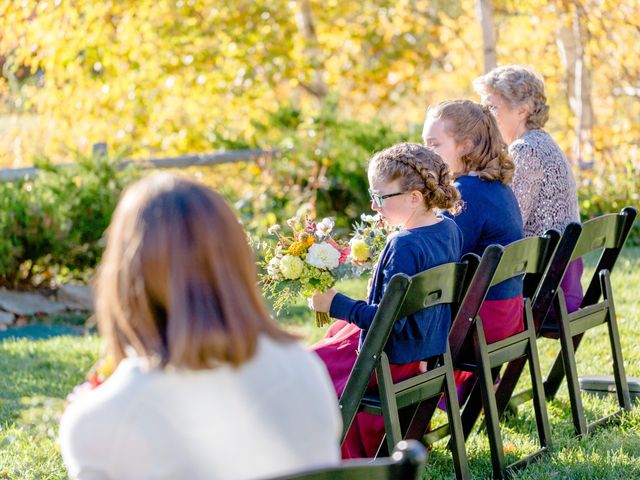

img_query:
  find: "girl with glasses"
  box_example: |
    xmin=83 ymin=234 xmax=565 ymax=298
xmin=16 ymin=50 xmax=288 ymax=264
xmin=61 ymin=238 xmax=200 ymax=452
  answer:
xmin=310 ymin=143 xmax=463 ymax=458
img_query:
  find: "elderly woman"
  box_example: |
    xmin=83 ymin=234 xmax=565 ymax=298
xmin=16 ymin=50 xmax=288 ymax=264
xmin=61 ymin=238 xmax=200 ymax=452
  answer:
xmin=473 ymin=65 xmax=583 ymax=312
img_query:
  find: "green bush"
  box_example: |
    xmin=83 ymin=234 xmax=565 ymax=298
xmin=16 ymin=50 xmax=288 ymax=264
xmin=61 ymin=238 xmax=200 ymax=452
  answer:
xmin=0 ymin=102 xmax=409 ymax=286
xmin=576 ymin=161 xmax=639 ymax=245
xmin=211 ymin=99 xmax=413 ymax=238
xmin=2 ymin=102 xmax=634 ymax=288
xmin=0 ymin=154 xmax=138 ymax=287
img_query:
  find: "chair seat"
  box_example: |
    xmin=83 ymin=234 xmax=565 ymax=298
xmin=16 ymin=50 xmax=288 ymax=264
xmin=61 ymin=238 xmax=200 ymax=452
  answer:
xmin=361 ymin=366 xmax=450 ymax=413
xmin=458 ymin=330 xmax=531 ymax=371
xmin=540 ymin=301 xmax=609 ymax=339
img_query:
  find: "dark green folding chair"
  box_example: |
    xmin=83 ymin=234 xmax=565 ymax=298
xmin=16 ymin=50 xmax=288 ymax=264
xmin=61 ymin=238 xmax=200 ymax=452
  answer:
xmin=270 ymin=440 xmax=427 ymax=480
xmin=534 ymin=206 xmax=637 ymax=436
xmin=454 ymin=231 xmax=561 ymax=479
xmin=488 ymin=222 xmax=583 ymax=419
xmin=338 ymin=248 xmax=502 ymax=480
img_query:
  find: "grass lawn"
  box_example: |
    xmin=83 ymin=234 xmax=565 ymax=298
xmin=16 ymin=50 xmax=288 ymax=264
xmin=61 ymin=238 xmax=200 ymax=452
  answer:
xmin=1 ymin=247 xmax=639 ymax=479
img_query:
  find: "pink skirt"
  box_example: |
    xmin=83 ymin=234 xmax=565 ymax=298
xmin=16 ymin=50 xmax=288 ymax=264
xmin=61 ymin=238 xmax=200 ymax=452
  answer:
xmin=453 ymin=294 xmax=525 ymax=401
xmin=311 ymin=320 xmax=421 ymax=458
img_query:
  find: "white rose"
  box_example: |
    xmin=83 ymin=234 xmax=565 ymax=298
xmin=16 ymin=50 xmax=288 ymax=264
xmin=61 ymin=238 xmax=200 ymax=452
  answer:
xmin=279 ymin=255 xmax=304 ymax=279
xmin=305 ymin=242 xmax=341 ymax=270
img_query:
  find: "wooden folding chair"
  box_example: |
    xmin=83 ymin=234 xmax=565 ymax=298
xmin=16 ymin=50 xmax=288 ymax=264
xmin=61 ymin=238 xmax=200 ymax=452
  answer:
xmin=454 ymin=231 xmax=561 ymax=479
xmin=338 ymin=248 xmax=502 ymax=480
xmin=271 ymin=440 xmax=427 ymax=480
xmin=535 ymin=206 xmax=637 ymax=436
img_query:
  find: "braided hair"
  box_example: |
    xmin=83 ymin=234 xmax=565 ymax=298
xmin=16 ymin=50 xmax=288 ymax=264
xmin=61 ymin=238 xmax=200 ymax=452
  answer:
xmin=369 ymin=143 xmax=461 ymax=215
xmin=427 ymin=99 xmax=515 ymax=184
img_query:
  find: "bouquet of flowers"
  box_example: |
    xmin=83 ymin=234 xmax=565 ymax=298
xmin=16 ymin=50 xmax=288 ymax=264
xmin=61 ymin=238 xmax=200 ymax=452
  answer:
xmin=260 ymin=216 xmax=353 ymax=326
xmin=348 ymin=213 xmax=393 ymax=272
xmin=67 ymin=356 xmax=116 ymax=402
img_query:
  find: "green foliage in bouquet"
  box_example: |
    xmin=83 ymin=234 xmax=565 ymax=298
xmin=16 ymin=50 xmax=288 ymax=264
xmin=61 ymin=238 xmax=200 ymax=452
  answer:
xmin=348 ymin=213 xmax=394 ymax=273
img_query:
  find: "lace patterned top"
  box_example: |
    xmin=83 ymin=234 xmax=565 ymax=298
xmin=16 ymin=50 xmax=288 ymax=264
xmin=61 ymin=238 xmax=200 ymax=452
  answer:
xmin=509 ymin=129 xmax=580 ymax=237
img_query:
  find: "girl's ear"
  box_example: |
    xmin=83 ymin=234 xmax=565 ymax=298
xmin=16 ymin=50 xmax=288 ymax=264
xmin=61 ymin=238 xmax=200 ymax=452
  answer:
xmin=410 ymin=189 xmax=424 ymax=205
xmin=457 ymin=138 xmax=473 ymax=157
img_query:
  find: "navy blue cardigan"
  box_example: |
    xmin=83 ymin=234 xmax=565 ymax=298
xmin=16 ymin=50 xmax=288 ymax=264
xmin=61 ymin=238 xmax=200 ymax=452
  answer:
xmin=329 ymin=217 xmax=463 ymax=364
xmin=446 ymin=175 xmax=524 ymax=300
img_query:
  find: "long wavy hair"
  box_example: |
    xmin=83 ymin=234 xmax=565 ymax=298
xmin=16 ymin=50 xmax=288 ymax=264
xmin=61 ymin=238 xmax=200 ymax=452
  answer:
xmin=426 ymin=99 xmax=515 ymax=184
xmin=94 ymin=173 xmax=294 ymax=370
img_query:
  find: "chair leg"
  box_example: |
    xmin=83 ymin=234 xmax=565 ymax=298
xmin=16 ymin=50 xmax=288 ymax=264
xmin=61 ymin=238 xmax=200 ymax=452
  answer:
xmin=495 ymin=357 xmax=528 ymax=417
xmin=405 ymin=399 xmax=438 ymax=441
xmin=461 ymin=378 xmax=483 ymax=440
xmin=377 ymin=354 xmax=403 ymax=453
xmin=555 ymin=290 xmax=588 ymax=437
xmin=601 ymin=270 xmax=632 ymax=411
xmin=443 ymin=359 xmax=470 ymax=480
xmin=524 ymin=300 xmax=552 ymax=449
xmin=473 ymin=322 xmax=505 ymax=479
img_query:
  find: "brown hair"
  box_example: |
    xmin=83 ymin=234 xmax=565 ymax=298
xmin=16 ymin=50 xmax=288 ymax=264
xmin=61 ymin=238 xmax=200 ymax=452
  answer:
xmin=426 ymin=100 xmax=515 ymax=184
xmin=94 ymin=173 xmax=294 ymax=370
xmin=473 ymin=65 xmax=549 ymax=130
xmin=369 ymin=142 xmax=461 ymax=215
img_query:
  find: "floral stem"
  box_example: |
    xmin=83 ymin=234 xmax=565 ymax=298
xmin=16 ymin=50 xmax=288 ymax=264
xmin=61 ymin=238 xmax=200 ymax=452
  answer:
xmin=315 ymin=311 xmax=330 ymax=327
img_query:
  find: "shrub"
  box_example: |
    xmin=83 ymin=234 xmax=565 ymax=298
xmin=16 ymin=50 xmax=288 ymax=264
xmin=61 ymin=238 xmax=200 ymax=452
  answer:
xmin=0 ymin=153 xmax=138 ymax=287
xmin=205 ymin=99 xmax=412 ymax=239
xmin=576 ymin=161 xmax=639 ymax=245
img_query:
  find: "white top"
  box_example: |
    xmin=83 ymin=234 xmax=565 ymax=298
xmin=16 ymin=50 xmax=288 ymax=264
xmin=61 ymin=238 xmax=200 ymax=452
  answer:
xmin=59 ymin=336 xmax=342 ymax=480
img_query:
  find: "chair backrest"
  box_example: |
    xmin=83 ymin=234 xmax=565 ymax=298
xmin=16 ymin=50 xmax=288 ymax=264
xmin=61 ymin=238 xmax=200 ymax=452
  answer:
xmin=447 ymin=246 xmax=503 ymax=364
xmin=489 ymin=230 xmax=561 ymax=292
xmin=571 ymin=206 xmax=637 ymax=307
xmin=338 ymin=254 xmax=483 ymax=440
xmin=275 ymin=440 xmax=427 ymax=480
xmin=529 ymin=223 xmax=582 ymax=330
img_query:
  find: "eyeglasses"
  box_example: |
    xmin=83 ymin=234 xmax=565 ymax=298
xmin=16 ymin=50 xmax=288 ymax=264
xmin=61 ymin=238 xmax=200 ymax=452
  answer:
xmin=368 ymin=188 xmax=406 ymax=208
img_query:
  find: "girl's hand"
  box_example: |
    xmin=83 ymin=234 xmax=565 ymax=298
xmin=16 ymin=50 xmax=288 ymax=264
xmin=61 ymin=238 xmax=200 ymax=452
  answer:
xmin=310 ymin=288 xmax=338 ymax=312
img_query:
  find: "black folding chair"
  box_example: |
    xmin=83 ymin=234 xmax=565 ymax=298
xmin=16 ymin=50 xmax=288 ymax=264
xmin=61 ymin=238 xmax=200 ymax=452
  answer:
xmin=490 ymin=222 xmax=583 ymax=418
xmin=535 ymin=207 xmax=637 ymax=436
xmin=454 ymin=232 xmax=561 ymax=479
xmin=271 ymin=440 xmax=427 ymax=480
xmin=338 ymin=249 xmax=501 ymax=480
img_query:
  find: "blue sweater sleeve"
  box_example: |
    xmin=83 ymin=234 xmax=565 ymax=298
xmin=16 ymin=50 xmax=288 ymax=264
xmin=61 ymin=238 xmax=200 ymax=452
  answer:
xmin=329 ymin=236 xmax=419 ymax=330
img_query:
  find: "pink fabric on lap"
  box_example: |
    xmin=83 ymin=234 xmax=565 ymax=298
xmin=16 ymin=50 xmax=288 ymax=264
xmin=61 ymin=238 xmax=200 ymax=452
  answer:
xmin=452 ymin=294 xmax=524 ymax=402
xmin=311 ymin=321 xmax=421 ymax=458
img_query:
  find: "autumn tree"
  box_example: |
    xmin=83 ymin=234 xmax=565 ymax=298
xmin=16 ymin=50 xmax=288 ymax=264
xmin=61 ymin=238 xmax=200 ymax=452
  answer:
xmin=0 ymin=0 xmax=638 ymax=175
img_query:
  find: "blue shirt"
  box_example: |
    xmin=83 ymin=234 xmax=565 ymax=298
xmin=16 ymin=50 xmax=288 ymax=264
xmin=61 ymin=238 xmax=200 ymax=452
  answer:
xmin=329 ymin=216 xmax=463 ymax=364
xmin=448 ymin=175 xmax=524 ymax=300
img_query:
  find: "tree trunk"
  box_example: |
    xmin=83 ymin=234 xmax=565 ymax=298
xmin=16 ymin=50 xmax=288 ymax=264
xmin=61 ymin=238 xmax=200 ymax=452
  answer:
xmin=556 ymin=5 xmax=595 ymax=167
xmin=476 ymin=0 xmax=497 ymax=73
xmin=295 ymin=0 xmax=328 ymax=99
